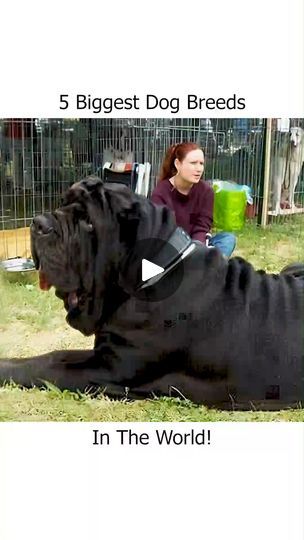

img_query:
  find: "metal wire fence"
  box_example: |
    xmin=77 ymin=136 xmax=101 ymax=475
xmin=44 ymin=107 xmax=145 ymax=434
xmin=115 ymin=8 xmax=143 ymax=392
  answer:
xmin=0 ymin=118 xmax=304 ymax=259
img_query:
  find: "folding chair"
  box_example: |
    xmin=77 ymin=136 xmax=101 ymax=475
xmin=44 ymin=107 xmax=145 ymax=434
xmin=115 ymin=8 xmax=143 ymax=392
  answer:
xmin=102 ymin=163 xmax=139 ymax=192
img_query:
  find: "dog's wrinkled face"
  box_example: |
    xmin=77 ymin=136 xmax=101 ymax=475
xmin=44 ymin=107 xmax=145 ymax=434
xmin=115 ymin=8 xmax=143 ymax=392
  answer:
xmin=31 ymin=177 xmax=122 ymax=336
xmin=31 ymin=209 xmax=99 ymax=336
xmin=30 ymin=175 xmax=177 ymax=336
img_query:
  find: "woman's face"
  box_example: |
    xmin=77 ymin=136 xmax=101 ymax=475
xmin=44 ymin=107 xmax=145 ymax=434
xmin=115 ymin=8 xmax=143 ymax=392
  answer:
xmin=175 ymin=149 xmax=205 ymax=184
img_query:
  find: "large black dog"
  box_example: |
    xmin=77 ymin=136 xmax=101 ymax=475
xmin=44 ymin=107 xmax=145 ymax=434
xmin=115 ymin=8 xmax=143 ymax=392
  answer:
xmin=0 ymin=176 xmax=303 ymax=410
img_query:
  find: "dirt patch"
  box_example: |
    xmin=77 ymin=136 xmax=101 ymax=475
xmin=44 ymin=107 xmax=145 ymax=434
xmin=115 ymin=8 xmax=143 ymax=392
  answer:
xmin=0 ymin=321 xmax=94 ymax=357
xmin=274 ymin=241 xmax=296 ymax=260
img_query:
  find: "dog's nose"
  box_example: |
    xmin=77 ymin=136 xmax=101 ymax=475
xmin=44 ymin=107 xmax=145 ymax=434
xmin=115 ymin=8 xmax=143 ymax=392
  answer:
xmin=32 ymin=215 xmax=54 ymax=235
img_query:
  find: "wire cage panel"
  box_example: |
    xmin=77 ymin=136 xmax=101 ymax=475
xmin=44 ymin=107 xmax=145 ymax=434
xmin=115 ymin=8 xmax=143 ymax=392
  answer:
xmin=0 ymin=118 xmax=303 ymax=259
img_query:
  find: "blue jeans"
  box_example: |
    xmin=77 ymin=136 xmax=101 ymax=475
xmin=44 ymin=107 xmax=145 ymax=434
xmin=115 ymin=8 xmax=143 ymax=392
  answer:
xmin=209 ymin=232 xmax=236 ymax=257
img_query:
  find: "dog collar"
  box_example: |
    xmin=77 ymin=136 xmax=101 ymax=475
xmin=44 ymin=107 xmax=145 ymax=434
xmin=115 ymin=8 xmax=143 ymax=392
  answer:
xmin=138 ymin=227 xmax=196 ymax=290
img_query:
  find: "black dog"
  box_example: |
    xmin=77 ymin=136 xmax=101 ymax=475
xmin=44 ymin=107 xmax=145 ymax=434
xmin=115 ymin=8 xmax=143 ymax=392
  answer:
xmin=0 ymin=176 xmax=303 ymax=410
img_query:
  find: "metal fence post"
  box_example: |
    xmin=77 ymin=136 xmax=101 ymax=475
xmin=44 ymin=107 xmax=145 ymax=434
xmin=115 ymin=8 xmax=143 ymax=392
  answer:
xmin=260 ymin=118 xmax=273 ymax=227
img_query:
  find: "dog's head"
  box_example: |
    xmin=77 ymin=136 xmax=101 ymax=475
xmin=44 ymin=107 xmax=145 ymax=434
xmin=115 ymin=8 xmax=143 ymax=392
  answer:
xmin=290 ymin=126 xmax=304 ymax=147
xmin=31 ymin=176 xmax=176 ymax=336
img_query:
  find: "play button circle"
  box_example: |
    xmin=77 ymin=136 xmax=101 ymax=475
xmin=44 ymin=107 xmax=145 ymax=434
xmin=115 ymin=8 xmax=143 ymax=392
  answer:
xmin=123 ymin=232 xmax=193 ymax=302
xmin=142 ymin=259 xmax=164 ymax=281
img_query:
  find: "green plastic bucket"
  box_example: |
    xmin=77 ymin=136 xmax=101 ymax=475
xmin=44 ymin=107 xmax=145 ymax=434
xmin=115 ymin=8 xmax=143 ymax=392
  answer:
xmin=213 ymin=186 xmax=247 ymax=231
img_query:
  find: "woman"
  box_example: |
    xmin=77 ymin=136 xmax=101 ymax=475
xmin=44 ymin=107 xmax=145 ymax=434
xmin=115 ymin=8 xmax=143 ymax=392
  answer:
xmin=150 ymin=142 xmax=236 ymax=257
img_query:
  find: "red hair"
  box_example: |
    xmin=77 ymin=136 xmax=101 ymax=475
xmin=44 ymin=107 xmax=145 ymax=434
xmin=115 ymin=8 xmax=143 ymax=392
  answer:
xmin=158 ymin=142 xmax=202 ymax=181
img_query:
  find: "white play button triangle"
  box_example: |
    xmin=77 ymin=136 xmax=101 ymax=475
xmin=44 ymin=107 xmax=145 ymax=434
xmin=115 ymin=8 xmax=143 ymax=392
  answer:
xmin=142 ymin=258 xmax=164 ymax=282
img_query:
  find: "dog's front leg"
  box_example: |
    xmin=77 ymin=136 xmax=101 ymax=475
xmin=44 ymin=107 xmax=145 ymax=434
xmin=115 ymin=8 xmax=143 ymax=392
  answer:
xmin=272 ymin=156 xmax=285 ymax=214
xmin=0 ymin=344 xmax=162 ymax=394
xmin=0 ymin=350 xmax=98 ymax=392
xmin=288 ymin=160 xmax=300 ymax=210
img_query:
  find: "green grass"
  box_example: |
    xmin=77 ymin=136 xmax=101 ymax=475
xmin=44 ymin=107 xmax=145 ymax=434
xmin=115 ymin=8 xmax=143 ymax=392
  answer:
xmin=0 ymin=278 xmax=60 ymax=330
xmin=228 ymin=215 xmax=304 ymax=271
xmin=1 ymin=217 xmax=304 ymax=421
xmin=0 ymin=387 xmax=303 ymax=422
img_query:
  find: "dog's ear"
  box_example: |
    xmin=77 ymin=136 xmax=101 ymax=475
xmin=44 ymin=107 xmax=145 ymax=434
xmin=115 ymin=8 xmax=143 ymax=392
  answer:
xmin=63 ymin=185 xmax=88 ymax=207
xmin=116 ymin=200 xmax=141 ymax=246
xmin=80 ymin=176 xmax=104 ymax=192
xmin=64 ymin=176 xmax=104 ymax=205
xmin=60 ymin=177 xmax=107 ymax=233
xmin=103 ymin=184 xmax=142 ymax=245
xmin=63 ymin=176 xmax=107 ymax=211
xmin=117 ymin=199 xmax=141 ymax=220
xmin=103 ymin=182 xmax=139 ymax=214
xmin=61 ymin=186 xmax=91 ymax=226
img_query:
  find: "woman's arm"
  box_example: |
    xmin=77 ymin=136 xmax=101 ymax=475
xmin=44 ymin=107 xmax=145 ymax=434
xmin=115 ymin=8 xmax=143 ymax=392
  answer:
xmin=191 ymin=187 xmax=214 ymax=244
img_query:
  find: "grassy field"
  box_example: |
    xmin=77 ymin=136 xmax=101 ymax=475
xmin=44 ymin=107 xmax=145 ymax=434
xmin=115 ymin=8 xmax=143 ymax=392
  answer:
xmin=1 ymin=218 xmax=304 ymax=422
